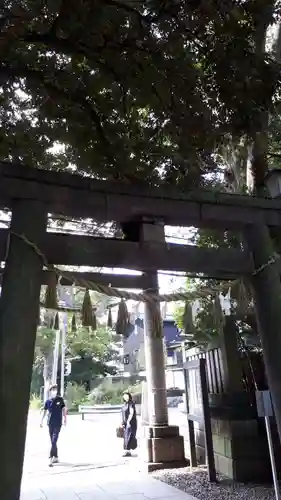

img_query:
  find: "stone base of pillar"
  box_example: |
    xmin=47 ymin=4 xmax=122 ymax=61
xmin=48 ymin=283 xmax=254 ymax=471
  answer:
xmin=140 ymin=425 xmax=188 ymax=472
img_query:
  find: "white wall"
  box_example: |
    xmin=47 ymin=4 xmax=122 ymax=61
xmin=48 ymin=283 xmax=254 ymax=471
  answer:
xmin=165 ymin=368 xmax=185 ymax=390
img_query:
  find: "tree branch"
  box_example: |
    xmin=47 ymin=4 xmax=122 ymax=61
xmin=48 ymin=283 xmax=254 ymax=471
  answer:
xmin=268 ymin=152 xmax=281 ymax=158
xmin=0 ymin=63 xmax=115 ymax=164
xmin=104 ymin=0 xmax=144 ymax=19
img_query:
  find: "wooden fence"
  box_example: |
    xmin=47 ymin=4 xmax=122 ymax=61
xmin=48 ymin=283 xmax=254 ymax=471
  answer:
xmin=187 ymin=348 xmax=224 ymax=394
xmin=186 ymin=348 xmax=266 ymax=397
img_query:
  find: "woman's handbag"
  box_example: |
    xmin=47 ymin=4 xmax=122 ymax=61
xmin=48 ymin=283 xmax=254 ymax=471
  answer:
xmin=116 ymin=425 xmax=124 ymax=439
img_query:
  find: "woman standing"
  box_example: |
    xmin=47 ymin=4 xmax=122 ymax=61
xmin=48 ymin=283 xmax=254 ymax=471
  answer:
xmin=121 ymin=391 xmax=137 ymax=457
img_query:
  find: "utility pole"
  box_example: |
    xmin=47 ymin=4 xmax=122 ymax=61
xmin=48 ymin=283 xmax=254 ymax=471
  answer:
xmin=60 ymin=315 xmax=67 ymax=397
xmin=52 ymin=325 xmax=61 ymax=386
xmin=57 ymin=285 xmax=70 ymax=395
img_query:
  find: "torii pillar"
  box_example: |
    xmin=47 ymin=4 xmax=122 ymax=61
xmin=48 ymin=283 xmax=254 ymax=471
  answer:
xmin=0 ymin=200 xmax=47 ymax=500
xmin=139 ymin=220 xmax=186 ymax=470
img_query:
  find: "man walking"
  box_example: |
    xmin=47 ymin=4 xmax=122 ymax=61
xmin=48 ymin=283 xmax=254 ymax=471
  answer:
xmin=40 ymin=384 xmax=67 ymax=467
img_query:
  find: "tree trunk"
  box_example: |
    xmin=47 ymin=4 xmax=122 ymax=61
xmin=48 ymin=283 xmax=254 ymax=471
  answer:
xmin=243 ymin=9 xmax=281 ymax=441
xmin=245 ymin=224 xmax=281 ymax=441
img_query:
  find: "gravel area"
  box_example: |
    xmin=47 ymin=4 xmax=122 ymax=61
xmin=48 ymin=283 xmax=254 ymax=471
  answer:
xmin=153 ymin=466 xmax=276 ymax=500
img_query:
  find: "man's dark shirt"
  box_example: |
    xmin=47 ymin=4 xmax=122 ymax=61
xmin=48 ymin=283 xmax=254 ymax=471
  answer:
xmin=44 ymin=396 xmax=65 ymax=427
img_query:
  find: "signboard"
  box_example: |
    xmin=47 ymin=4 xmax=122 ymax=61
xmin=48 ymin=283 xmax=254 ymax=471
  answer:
xmin=186 ymin=361 xmax=204 ymax=419
xmin=184 ymin=358 xmax=216 ymax=483
xmin=256 ymin=390 xmax=273 ymax=418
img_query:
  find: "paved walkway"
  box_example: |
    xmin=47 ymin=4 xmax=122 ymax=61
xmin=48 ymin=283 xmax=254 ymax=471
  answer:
xmin=21 ymin=412 xmax=196 ymax=500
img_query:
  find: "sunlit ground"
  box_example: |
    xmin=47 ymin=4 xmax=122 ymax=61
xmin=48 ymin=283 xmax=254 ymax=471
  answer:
xmin=21 ymin=410 xmax=190 ymax=500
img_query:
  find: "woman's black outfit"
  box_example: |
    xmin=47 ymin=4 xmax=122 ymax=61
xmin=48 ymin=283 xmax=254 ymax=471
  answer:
xmin=121 ymin=400 xmax=137 ymax=451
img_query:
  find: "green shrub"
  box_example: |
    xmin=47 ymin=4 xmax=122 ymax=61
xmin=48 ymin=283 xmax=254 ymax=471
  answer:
xmin=30 ymin=394 xmax=42 ymax=410
xmin=128 ymin=382 xmax=142 ymax=395
xmin=88 ymin=382 xmax=142 ymax=405
xmin=65 ymin=382 xmax=88 ymax=411
xmin=88 ymin=386 xmax=124 ymax=405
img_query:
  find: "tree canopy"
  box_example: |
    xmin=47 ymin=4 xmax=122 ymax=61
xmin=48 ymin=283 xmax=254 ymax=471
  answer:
xmin=1 ymin=0 xmax=281 ymax=186
xmin=32 ymin=287 xmax=121 ymax=395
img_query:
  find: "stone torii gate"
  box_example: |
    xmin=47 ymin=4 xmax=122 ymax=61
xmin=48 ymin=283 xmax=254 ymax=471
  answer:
xmin=1 ymin=162 xmax=281 ymax=500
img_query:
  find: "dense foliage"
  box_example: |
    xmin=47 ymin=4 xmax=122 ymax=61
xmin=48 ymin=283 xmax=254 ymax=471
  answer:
xmin=1 ymin=1 xmax=281 ymax=187
xmin=32 ymin=323 xmax=120 ymax=393
xmin=3 ymin=0 xmax=276 ymax=388
xmin=31 ymin=288 xmax=121 ymax=394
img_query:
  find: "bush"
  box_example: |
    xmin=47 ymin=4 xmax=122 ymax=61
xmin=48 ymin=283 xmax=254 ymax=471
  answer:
xmin=88 ymin=382 xmax=142 ymax=405
xmin=88 ymin=386 xmax=124 ymax=405
xmin=128 ymin=382 xmax=142 ymax=395
xmin=65 ymin=382 xmax=88 ymax=411
xmin=30 ymin=394 xmax=42 ymax=410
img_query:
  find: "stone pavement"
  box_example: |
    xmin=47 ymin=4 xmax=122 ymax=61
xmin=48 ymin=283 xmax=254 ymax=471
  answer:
xmin=21 ymin=412 xmax=197 ymax=500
